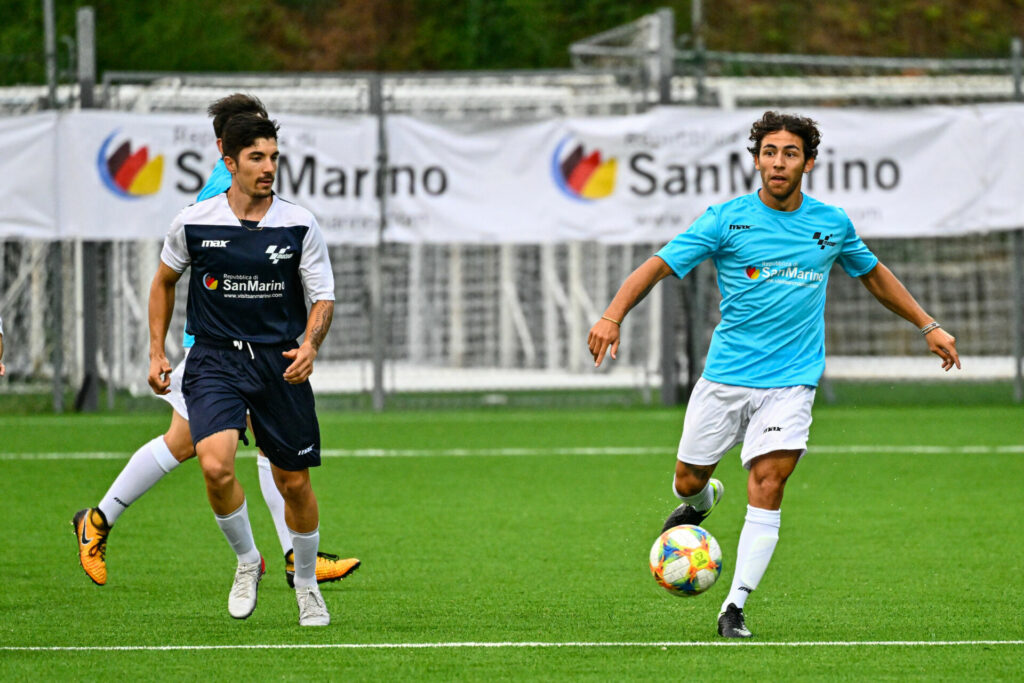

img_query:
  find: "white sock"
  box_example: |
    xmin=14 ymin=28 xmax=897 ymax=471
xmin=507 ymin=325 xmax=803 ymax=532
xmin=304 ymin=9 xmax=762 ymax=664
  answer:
xmin=290 ymin=526 xmax=320 ymax=588
xmin=674 ymin=479 xmax=714 ymax=510
xmin=721 ymin=505 xmax=781 ymax=614
xmin=98 ymin=436 xmax=181 ymax=525
xmin=214 ymin=499 xmax=261 ymax=565
xmin=257 ymin=454 xmax=293 ymax=555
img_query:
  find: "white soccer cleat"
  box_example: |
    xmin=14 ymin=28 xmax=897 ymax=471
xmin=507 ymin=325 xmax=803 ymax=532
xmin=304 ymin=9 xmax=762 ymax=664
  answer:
xmin=228 ymin=556 xmax=265 ymax=619
xmin=295 ymin=584 xmax=331 ymax=626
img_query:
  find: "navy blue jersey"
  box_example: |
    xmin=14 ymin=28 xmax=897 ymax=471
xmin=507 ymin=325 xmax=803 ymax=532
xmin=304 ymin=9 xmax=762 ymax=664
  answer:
xmin=161 ymin=194 xmax=334 ymax=345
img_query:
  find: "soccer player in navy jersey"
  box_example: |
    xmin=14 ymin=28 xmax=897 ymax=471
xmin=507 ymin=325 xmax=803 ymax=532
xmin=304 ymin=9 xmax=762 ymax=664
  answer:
xmin=589 ymin=111 xmax=960 ymax=638
xmin=72 ymin=95 xmax=357 ymax=595
xmin=148 ymin=113 xmax=337 ymax=626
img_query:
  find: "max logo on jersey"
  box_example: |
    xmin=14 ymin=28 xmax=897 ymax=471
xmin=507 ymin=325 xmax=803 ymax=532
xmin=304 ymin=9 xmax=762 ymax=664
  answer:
xmin=96 ymin=130 xmax=164 ymax=199
xmin=813 ymin=232 xmax=837 ymax=249
xmin=203 ymin=274 xmax=219 ymax=290
xmin=551 ymin=136 xmax=617 ymax=202
xmin=201 ymin=240 xmax=229 ymax=248
xmin=266 ymin=245 xmax=294 ymax=264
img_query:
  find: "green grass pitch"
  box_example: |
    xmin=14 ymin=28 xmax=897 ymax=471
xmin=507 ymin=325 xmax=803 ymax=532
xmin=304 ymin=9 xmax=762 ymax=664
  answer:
xmin=1 ymin=403 xmax=1022 ymax=679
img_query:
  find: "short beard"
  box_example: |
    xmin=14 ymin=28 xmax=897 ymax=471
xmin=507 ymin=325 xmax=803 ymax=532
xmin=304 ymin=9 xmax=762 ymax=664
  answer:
xmin=248 ymin=181 xmax=274 ymax=199
xmin=764 ymin=183 xmax=796 ymax=202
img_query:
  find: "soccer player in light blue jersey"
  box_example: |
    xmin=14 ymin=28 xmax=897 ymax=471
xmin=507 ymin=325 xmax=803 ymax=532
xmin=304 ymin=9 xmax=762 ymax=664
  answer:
xmin=589 ymin=111 xmax=960 ymax=639
xmin=73 ymin=95 xmax=358 ymax=591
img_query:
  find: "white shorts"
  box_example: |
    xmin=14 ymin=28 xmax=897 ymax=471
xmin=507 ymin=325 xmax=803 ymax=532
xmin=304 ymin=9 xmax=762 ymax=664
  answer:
xmin=677 ymin=377 xmax=815 ymax=470
xmin=155 ymin=350 xmax=189 ymax=420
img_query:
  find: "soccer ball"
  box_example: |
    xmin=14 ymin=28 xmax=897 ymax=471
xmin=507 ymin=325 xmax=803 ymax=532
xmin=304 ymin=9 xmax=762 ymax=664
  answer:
xmin=649 ymin=524 xmax=723 ymax=597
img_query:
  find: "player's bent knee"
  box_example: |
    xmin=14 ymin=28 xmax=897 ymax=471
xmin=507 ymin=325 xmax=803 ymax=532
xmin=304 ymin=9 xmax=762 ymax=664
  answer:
xmin=673 ymin=460 xmax=714 ymax=497
xmin=273 ymin=470 xmax=312 ymax=501
xmin=747 ymin=472 xmax=789 ymax=508
xmin=750 ymin=475 xmax=784 ymax=496
xmin=197 ymin=459 xmax=235 ymax=489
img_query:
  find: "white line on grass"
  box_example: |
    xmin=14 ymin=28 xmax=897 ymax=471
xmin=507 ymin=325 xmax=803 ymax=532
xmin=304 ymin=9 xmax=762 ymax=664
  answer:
xmin=3 ymin=640 xmax=1023 ymax=652
xmin=2 ymin=445 xmax=1023 ymax=461
xmin=0 ymin=411 xmax=684 ymax=427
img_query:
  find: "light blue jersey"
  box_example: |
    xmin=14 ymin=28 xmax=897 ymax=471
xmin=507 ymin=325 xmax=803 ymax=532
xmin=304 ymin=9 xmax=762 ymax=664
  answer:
xmin=196 ymin=159 xmax=231 ymax=202
xmin=655 ymin=191 xmax=878 ymax=388
xmin=183 ymin=159 xmax=232 ymax=349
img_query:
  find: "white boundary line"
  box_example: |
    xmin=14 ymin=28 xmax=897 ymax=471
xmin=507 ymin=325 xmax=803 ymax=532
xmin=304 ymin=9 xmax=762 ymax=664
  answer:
xmin=0 ymin=412 xmax=684 ymax=427
xmin=2 ymin=640 xmax=1023 ymax=652
xmin=3 ymin=640 xmax=1023 ymax=651
xmin=2 ymin=445 xmax=1023 ymax=461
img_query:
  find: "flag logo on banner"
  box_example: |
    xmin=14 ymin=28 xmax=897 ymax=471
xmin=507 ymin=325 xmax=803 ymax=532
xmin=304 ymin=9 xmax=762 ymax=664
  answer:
xmin=550 ymin=136 xmax=617 ymax=202
xmin=96 ymin=130 xmax=165 ymax=199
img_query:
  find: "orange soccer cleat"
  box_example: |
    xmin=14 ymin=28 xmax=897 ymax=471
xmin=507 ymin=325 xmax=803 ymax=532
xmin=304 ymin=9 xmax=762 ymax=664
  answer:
xmin=284 ymin=549 xmax=360 ymax=588
xmin=72 ymin=508 xmax=110 ymax=586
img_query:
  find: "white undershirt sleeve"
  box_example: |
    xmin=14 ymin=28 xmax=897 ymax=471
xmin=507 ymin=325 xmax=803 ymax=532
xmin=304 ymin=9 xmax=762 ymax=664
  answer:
xmin=299 ymin=215 xmax=335 ymax=302
xmin=159 ymin=211 xmax=191 ymax=273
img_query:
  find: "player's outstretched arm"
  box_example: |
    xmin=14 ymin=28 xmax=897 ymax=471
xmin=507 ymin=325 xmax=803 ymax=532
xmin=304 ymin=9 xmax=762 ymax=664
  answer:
xmin=283 ymin=299 xmax=334 ymax=384
xmin=588 ymin=256 xmax=674 ymax=367
xmin=147 ymin=263 xmax=182 ymax=394
xmin=858 ymin=262 xmax=961 ymax=371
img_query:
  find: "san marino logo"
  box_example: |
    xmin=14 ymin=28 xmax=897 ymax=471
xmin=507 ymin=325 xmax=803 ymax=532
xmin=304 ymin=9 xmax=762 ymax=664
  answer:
xmin=97 ymin=130 xmax=164 ymax=198
xmin=203 ymin=274 xmax=219 ymax=290
xmin=551 ymin=136 xmax=617 ymax=202
xmin=747 ymin=262 xmax=824 ymax=287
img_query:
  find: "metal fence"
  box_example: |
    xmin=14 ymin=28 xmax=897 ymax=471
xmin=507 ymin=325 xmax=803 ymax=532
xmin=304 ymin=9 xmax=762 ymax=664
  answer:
xmin=1 ymin=8 xmax=1022 ymax=411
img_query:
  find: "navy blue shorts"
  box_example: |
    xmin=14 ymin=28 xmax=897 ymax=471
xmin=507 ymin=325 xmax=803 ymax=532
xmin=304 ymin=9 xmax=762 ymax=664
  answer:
xmin=183 ymin=340 xmax=321 ymax=471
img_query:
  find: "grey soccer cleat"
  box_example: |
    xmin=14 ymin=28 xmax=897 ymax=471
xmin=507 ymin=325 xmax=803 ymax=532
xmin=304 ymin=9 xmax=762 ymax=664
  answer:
xmin=296 ymin=584 xmax=331 ymax=626
xmin=228 ymin=556 xmax=265 ymax=619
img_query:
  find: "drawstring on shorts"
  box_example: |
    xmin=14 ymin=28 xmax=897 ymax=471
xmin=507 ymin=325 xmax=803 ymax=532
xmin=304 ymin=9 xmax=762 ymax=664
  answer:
xmin=231 ymin=340 xmax=255 ymax=360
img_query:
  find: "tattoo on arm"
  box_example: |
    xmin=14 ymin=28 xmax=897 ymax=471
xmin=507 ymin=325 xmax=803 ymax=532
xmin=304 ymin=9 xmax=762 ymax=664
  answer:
xmin=307 ymin=301 xmax=334 ymax=351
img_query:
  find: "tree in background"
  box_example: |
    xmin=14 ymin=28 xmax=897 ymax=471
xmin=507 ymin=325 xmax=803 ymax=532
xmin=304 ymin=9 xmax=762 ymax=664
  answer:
xmin=1 ymin=0 xmax=1021 ymax=86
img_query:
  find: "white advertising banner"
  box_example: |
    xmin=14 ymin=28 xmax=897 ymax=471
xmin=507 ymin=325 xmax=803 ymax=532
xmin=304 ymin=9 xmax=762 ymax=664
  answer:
xmin=54 ymin=110 xmax=379 ymax=242
xmin=0 ymin=112 xmax=58 ymax=239
xmin=388 ymin=105 xmax=1024 ymax=242
xmin=1 ymin=105 xmax=1022 ymax=242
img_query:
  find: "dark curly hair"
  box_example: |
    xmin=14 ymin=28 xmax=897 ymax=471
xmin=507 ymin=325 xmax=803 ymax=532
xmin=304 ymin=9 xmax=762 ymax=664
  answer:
xmin=208 ymin=93 xmax=268 ymax=139
xmin=747 ymin=111 xmax=821 ymax=160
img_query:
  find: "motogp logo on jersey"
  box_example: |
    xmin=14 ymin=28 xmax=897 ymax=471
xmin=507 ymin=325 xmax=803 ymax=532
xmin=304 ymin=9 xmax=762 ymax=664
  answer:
xmin=812 ymin=232 xmax=837 ymax=249
xmin=266 ymin=245 xmax=294 ymax=264
xmin=203 ymin=274 xmax=219 ymax=290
